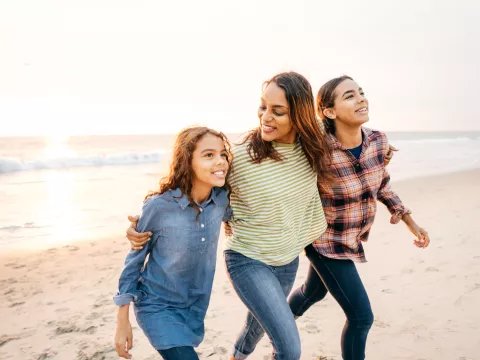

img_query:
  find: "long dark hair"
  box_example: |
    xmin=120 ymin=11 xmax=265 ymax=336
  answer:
xmin=242 ymin=72 xmax=332 ymax=184
xmin=146 ymin=126 xmax=232 ymax=207
xmin=317 ymin=75 xmax=353 ymax=134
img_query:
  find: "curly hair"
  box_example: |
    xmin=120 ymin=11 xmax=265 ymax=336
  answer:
xmin=146 ymin=126 xmax=232 ymax=211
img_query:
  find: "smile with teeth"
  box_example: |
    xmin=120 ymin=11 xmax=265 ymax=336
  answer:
xmin=212 ymin=170 xmax=226 ymax=178
xmin=355 ymin=107 xmax=368 ymax=113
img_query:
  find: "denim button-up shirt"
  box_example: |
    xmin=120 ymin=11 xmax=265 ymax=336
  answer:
xmin=114 ymin=187 xmax=230 ymax=350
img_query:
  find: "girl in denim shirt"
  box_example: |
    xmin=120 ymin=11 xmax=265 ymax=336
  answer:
xmin=113 ymin=126 xmax=231 ymax=360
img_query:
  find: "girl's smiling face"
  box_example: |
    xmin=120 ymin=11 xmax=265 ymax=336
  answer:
xmin=191 ymin=133 xmax=230 ymax=190
xmin=324 ymin=79 xmax=370 ymax=128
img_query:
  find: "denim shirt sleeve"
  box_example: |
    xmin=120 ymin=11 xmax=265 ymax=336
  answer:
xmin=113 ymin=198 xmax=162 ymax=306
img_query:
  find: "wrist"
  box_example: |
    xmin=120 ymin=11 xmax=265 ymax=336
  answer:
xmin=117 ymin=305 xmax=130 ymax=321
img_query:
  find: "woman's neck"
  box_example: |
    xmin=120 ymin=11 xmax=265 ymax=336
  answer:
xmin=335 ymin=123 xmax=363 ymax=149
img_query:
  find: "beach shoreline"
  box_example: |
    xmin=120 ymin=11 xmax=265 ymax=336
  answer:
xmin=1 ymin=169 xmax=479 ymax=360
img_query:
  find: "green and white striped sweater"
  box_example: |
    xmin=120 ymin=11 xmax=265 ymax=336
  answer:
xmin=224 ymin=140 xmax=327 ymax=266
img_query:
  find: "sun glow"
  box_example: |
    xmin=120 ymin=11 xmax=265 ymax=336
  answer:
xmin=43 ymin=135 xmax=77 ymax=159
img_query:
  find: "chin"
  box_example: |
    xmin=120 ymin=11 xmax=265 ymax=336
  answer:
xmin=261 ymin=132 xmax=275 ymax=142
xmin=211 ymin=180 xmax=226 ymax=188
xmin=355 ymin=117 xmax=369 ymax=125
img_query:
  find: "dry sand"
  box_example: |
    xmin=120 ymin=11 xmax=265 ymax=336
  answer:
xmin=1 ymin=170 xmax=479 ymax=360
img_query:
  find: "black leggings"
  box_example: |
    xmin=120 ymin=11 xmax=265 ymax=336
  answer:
xmin=288 ymin=245 xmax=374 ymax=360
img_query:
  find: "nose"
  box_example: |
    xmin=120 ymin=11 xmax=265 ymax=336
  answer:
xmin=260 ymin=110 xmax=273 ymax=122
xmin=216 ymin=154 xmax=227 ymax=166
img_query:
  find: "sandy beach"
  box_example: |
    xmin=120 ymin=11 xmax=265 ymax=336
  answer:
xmin=1 ymin=170 xmax=479 ymax=360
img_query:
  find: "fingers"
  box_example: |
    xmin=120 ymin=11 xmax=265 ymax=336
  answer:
xmin=125 ymin=226 xmax=152 ymax=243
xmin=127 ymin=334 xmax=133 ymax=351
xmin=420 ymin=229 xmax=431 ymax=248
xmin=388 ymin=144 xmax=399 ymax=152
xmin=115 ymin=342 xmax=132 ymax=359
xmin=127 ymin=215 xmax=140 ymax=223
xmin=413 ymin=229 xmax=430 ymax=249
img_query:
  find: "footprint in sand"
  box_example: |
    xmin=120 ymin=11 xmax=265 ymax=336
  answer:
xmin=0 ymin=334 xmax=21 ymax=348
xmin=304 ymin=322 xmax=320 ymax=334
xmin=381 ymin=289 xmax=394 ymax=294
xmin=9 ymin=301 xmax=25 ymax=308
xmin=36 ymin=348 xmax=58 ymax=360
xmin=4 ymin=262 xmax=26 ymax=269
xmin=86 ymin=312 xmax=101 ymax=320
xmin=55 ymin=307 xmax=70 ymax=313
xmin=54 ymin=324 xmax=97 ymax=336
xmin=401 ymin=268 xmax=414 ymax=275
xmin=425 ymin=266 xmax=439 ymax=272
xmin=374 ymin=319 xmax=390 ymax=328
xmin=92 ymin=297 xmax=110 ymax=309
xmin=4 ymin=289 xmax=14 ymax=296
xmin=76 ymin=347 xmax=115 ymax=360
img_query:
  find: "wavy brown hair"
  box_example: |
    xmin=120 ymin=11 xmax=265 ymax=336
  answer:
xmin=242 ymin=71 xmax=333 ymax=184
xmin=145 ymin=126 xmax=232 ymax=208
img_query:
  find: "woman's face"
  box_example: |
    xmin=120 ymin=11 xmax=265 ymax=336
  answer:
xmin=325 ymin=79 xmax=369 ymax=128
xmin=258 ymin=82 xmax=296 ymax=144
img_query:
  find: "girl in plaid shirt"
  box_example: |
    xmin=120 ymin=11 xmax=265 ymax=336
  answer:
xmin=288 ymin=75 xmax=431 ymax=360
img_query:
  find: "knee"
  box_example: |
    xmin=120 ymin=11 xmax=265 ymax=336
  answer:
xmin=289 ymin=284 xmax=328 ymax=317
xmin=350 ymin=309 xmax=374 ymax=329
xmin=302 ymin=283 xmax=328 ymax=303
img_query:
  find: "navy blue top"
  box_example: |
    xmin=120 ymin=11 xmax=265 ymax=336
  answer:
xmin=347 ymin=143 xmax=363 ymax=160
xmin=114 ymin=187 xmax=230 ymax=350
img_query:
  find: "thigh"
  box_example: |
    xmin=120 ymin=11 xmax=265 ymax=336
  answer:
xmin=275 ymin=256 xmax=300 ymax=297
xmin=302 ymin=262 xmax=329 ymax=299
xmin=158 ymin=346 xmax=199 ymax=360
xmin=305 ymin=246 xmax=371 ymax=317
xmin=224 ymin=250 xmax=300 ymax=347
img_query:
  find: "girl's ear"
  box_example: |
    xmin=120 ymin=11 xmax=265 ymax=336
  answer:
xmin=323 ymin=108 xmax=336 ymax=120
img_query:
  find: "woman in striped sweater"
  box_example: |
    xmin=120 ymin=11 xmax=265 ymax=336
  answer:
xmin=125 ymin=72 xmax=333 ymax=360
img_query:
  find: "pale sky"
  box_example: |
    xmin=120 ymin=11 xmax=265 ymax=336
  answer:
xmin=1 ymin=0 xmax=479 ymax=136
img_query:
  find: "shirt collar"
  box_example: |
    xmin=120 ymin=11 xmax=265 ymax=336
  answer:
xmin=171 ymin=187 xmax=218 ymax=210
xmin=326 ymin=127 xmax=370 ymax=150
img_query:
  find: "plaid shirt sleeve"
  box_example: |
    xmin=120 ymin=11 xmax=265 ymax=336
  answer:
xmin=377 ymin=167 xmax=411 ymax=224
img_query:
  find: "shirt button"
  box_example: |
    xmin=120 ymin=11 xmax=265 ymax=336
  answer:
xmin=201 ymin=224 xmax=205 ymax=228
xmin=201 ymin=238 xmax=206 ymax=242
xmin=199 ymin=208 xmax=203 ymax=212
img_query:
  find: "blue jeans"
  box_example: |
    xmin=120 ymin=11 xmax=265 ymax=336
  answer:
xmin=288 ymin=245 xmax=374 ymax=360
xmin=224 ymin=249 xmax=301 ymax=360
xmin=158 ymin=346 xmax=199 ymax=360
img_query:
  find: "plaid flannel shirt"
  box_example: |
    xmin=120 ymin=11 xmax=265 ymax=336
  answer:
xmin=312 ymin=127 xmax=411 ymax=263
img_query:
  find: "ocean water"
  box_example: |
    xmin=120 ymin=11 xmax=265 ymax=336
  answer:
xmin=1 ymin=131 xmax=479 ymax=250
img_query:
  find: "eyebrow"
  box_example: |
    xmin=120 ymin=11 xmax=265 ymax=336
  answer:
xmin=201 ymin=149 xmax=227 ymax=153
xmin=342 ymin=88 xmax=363 ymax=97
xmin=260 ymin=98 xmax=289 ymax=109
